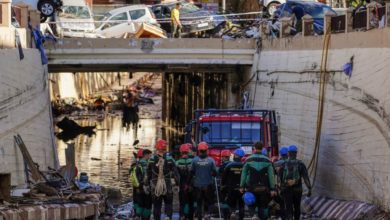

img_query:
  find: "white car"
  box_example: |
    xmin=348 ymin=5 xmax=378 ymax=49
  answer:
xmin=54 ymin=0 xmax=96 ymax=38
xmin=95 ymin=5 xmax=159 ymax=38
xmin=13 ymin=0 xmax=63 ymax=21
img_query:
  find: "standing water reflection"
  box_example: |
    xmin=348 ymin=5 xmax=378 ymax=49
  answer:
xmin=56 ymin=115 xmax=157 ymax=197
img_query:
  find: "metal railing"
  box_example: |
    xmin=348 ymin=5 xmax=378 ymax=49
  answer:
xmin=271 ymin=2 xmax=389 ymax=39
xmin=3 ymin=0 xmax=390 ymax=41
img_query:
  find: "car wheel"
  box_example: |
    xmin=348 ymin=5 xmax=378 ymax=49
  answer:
xmin=267 ymin=1 xmax=280 ymax=16
xmin=38 ymin=0 xmax=56 ymax=17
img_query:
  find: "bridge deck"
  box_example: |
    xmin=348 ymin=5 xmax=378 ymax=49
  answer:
xmin=45 ymin=38 xmax=256 ymax=73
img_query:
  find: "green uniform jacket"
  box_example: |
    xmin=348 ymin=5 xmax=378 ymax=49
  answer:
xmin=176 ymin=157 xmax=193 ymax=188
xmin=240 ymin=153 xmax=275 ymax=190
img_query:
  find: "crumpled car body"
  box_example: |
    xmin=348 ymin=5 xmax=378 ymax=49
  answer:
xmin=274 ymin=0 xmax=337 ymax=34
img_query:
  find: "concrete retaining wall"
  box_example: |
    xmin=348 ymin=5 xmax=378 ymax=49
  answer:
xmin=249 ymin=28 xmax=390 ymax=210
xmin=0 ymin=48 xmax=57 ymax=185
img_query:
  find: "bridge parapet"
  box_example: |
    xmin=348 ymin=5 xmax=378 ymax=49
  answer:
xmin=45 ymin=38 xmax=256 ymax=73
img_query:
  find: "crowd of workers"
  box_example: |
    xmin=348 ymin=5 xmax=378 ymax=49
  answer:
xmin=129 ymin=139 xmax=312 ymax=220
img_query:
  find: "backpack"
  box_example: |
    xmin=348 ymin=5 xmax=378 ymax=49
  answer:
xmin=248 ymin=166 xmax=270 ymax=192
xmin=129 ymin=165 xmax=143 ymax=188
xmin=282 ymin=160 xmax=301 ymax=187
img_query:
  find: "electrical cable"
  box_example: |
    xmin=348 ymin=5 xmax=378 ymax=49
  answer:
xmin=307 ymin=23 xmax=332 ymax=188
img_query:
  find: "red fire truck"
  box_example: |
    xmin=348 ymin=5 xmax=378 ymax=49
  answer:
xmin=184 ymin=109 xmax=279 ymax=165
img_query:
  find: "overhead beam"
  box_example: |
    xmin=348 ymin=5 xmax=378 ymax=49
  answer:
xmin=45 ymin=38 xmax=256 ymax=72
xmin=47 ymin=64 xmax=247 ymax=73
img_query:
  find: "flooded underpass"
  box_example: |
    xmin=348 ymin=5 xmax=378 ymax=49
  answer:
xmin=56 ymin=116 xmax=159 ymax=198
xmin=50 ymin=72 xmax=162 ymax=200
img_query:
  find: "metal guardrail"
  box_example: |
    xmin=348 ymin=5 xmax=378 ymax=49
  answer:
xmin=274 ymin=3 xmax=389 ymax=39
xmin=3 ymin=0 xmax=390 ymax=42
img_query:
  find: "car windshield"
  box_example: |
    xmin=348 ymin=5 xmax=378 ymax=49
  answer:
xmin=199 ymin=121 xmax=261 ymax=145
xmin=168 ymin=2 xmax=200 ymax=14
xmin=59 ymin=6 xmax=91 ymax=19
xmin=100 ymin=12 xmax=113 ymax=21
xmin=181 ymin=2 xmax=200 ymax=13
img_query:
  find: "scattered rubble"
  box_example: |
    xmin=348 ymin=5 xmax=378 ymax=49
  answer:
xmin=214 ymin=21 xmax=262 ymax=39
xmin=0 ymin=136 xmax=105 ymax=219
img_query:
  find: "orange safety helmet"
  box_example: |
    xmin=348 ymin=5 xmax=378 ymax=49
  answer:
xmin=180 ymin=144 xmax=191 ymax=153
xmin=137 ymin=149 xmax=143 ymax=158
xmin=156 ymin=139 xmax=168 ymax=150
xmin=198 ymin=142 xmax=209 ymax=151
xmin=221 ymin=149 xmax=231 ymax=157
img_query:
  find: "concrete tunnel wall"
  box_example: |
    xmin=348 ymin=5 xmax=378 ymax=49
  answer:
xmin=0 ymin=49 xmax=57 ymax=186
xmin=247 ymin=29 xmax=390 ymax=210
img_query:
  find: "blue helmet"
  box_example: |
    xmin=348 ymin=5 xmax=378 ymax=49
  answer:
xmin=243 ymin=192 xmax=256 ymax=206
xmin=279 ymin=147 xmax=288 ymax=156
xmin=289 ymin=145 xmax=298 ymax=152
xmin=262 ymin=148 xmax=268 ymax=156
xmin=234 ymin=148 xmax=245 ymax=158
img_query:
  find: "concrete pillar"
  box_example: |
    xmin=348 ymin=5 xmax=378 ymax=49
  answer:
xmin=279 ymin=17 xmax=291 ymax=38
xmin=345 ymin=8 xmax=353 ymax=33
xmin=386 ymin=1 xmax=390 ymax=27
xmin=28 ymin=9 xmax=40 ymax=29
xmin=0 ymin=0 xmax=12 ymax=27
xmin=323 ymin=11 xmax=333 ymax=35
xmin=19 ymin=5 xmax=29 ymax=28
xmin=302 ymin=14 xmax=314 ymax=37
xmin=366 ymin=2 xmax=375 ymax=29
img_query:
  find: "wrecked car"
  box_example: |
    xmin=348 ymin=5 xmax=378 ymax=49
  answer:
xmin=151 ymin=1 xmax=215 ymax=36
xmin=96 ymin=5 xmax=162 ymax=38
xmin=275 ymin=0 xmax=337 ymax=34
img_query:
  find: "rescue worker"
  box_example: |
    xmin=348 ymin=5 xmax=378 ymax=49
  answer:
xmin=221 ymin=148 xmax=245 ymax=220
xmin=219 ymin=149 xmax=231 ymax=174
xmin=176 ymin=144 xmax=194 ymax=220
xmin=130 ymin=149 xmax=144 ymax=219
xmin=282 ymin=145 xmax=312 ymax=220
xmin=191 ymin=142 xmax=217 ymax=220
xmin=144 ymin=139 xmax=179 ymax=220
xmin=218 ymin=149 xmax=231 ymax=212
xmin=273 ymin=147 xmax=289 ymax=220
xmin=240 ymin=141 xmax=276 ymax=220
xmin=274 ymin=147 xmax=289 ymax=179
xmin=134 ymin=149 xmax=153 ymax=220
xmin=171 ymin=2 xmax=182 ymax=38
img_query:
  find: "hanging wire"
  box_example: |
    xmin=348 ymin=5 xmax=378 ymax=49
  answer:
xmin=307 ymin=23 xmax=332 ymax=188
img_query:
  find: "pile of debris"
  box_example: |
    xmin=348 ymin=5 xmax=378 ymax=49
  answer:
xmin=0 ymin=136 xmax=105 ymax=219
xmin=213 ymin=20 xmax=262 ymax=39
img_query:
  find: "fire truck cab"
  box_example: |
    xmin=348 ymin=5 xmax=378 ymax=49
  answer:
xmin=184 ymin=109 xmax=279 ymax=166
